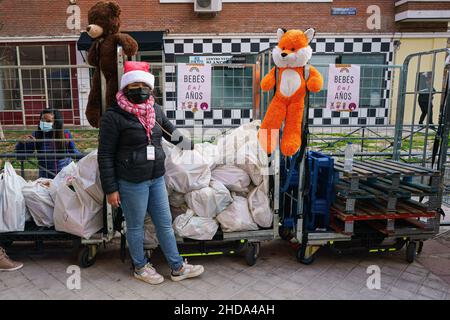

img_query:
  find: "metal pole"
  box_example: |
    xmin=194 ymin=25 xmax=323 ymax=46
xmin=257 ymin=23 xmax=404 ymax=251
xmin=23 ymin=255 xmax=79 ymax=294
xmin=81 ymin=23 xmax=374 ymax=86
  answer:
xmin=361 ymin=126 xmax=365 ymax=161
xmin=421 ymin=52 xmax=437 ymax=169
xmin=393 ymin=59 xmax=409 ymax=160
xmin=408 ymin=55 xmax=422 ymax=161
xmin=42 ymin=46 xmax=49 ymax=108
xmin=16 ymin=46 xmax=26 ymax=126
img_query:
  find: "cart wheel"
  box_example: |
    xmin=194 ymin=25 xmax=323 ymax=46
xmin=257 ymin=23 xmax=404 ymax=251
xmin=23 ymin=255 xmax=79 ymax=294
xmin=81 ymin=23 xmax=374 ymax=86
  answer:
xmin=417 ymin=241 xmax=424 ymax=255
xmin=296 ymin=248 xmax=316 ymax=265
xmin=78 ymin=246 xmax=97 ymax=268
xmin=406 ymin=242 xmax=417 ymax=263
xmin=0 ymin=240 xmax=13 ymax=248
xmin=245 ymin=243 xmax=259 ymax=266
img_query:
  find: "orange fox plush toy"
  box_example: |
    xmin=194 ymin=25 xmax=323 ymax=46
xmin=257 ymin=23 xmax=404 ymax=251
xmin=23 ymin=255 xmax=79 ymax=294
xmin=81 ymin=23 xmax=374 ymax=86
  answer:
xmin=258 ymin=28 xmax=323 ymax=156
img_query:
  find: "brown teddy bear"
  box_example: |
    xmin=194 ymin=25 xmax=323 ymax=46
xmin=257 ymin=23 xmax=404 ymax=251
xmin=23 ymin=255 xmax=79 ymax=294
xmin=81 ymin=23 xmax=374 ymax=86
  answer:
xmin=85 ymin=1 xmax=138 ymax=128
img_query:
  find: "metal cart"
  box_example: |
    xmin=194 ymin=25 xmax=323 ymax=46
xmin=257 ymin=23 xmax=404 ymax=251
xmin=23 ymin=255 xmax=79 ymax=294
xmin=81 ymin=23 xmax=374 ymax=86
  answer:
xmin=0 ymin=158 xmax=117 ymax=268
xmin=264 ymin=48 xmax=450 ymax=265
xmin=122 ymin=136 xmax=280 ymax=267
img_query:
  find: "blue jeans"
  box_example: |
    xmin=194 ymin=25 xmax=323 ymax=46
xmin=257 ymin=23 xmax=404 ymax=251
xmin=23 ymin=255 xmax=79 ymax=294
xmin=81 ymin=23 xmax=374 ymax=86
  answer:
xmin=118 ymin=176 xmax=183 ymax=270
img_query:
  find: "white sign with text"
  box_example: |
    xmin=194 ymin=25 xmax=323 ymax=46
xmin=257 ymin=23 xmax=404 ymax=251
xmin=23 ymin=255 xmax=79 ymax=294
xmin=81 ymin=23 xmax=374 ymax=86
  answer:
xmin=189 ymin=56 xmax=232 ymax=64
xmin=326 ymin=64 xmax=360 ymax=112
xmin=177 ymin=63 xmax=212 ymax=111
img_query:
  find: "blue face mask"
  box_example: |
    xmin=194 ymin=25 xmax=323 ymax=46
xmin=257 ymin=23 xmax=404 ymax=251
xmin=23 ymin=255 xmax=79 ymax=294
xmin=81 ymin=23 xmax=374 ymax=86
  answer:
xmin=39 ymin=121 xmax=53 ymax=132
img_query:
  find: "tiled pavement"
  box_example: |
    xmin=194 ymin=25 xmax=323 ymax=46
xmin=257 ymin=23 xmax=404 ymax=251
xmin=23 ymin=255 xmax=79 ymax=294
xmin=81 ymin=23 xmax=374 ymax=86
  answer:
xmin=1 ymin=237 xmax=450 ymax=300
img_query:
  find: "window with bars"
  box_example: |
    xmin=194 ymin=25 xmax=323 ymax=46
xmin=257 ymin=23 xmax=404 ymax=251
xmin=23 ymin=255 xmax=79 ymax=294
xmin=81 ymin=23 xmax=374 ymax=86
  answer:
xmin=309 ymin=53 xmax=386 ymax=109
xmin=0 ymin=44 xmax=73 ymax=113
xmin=175 ymin=54 xmax=255 ymax=109
xmin=0 ymin=46 xmax=21 ymax=111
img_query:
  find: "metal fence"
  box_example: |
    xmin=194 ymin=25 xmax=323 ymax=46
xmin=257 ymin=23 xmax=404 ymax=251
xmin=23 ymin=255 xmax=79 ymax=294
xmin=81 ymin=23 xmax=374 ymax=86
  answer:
xmin=1 ymin=47 xmax=449 ymax=202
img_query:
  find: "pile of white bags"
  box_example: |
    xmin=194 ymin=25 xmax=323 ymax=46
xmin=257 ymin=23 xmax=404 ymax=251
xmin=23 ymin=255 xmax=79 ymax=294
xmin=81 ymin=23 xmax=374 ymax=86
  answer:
xmin=0 ymin=150 xmax=104 ymax=237
xmin=247 ymin=180 xmax=273 ymax=228
xmin=216 ymin=195 xmax=259 ymax=232
xmin=194 ymin=142 xmax=220 ymax=170
xmin=49 ymin=161 xmax=77 ymax=202
xmin=72 ymin=150 xmax=104 ymax=205
xmin=211 ymin=165 xmax=251 ymax=192
xmin=53 ymin=178 xmax=103 ymax=239
xmin=164 ymin=146 xmax=211 ymax=194
xmin=22 ymin=178 xmax=54 ymax=227
xmin=173 ymin=209 xmax=219 ymax=241
xmin=0 ymin=162 xmax=29 ymax=232
xmin=184 ymin=180 xmax=232 ymax=218
xmin=164 ymin=120 xmax=273 ymax=239
xmin=53 ymin=151 xmax=104 ymax=239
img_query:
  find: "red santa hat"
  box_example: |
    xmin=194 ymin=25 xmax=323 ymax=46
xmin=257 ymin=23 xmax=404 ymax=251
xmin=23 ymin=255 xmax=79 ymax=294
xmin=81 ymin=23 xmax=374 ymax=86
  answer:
xmin=120 ymin=61 xmax=155 ymax=90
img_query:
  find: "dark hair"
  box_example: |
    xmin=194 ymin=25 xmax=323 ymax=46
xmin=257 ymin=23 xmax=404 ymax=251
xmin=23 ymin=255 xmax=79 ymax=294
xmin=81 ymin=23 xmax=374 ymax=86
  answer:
xmin=36 ymin=108 xmax=66 ymax=151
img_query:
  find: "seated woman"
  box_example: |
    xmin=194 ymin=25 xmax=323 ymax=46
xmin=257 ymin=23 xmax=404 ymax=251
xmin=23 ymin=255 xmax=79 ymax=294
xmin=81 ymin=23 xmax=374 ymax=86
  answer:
xmin=15 ymin=109 xmax=82 ymax=178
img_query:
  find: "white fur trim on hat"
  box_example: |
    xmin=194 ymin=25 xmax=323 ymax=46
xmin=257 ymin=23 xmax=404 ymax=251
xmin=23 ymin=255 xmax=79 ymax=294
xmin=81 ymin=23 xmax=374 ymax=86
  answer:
xmin=120 ymin=70 xmax=155 ymax=90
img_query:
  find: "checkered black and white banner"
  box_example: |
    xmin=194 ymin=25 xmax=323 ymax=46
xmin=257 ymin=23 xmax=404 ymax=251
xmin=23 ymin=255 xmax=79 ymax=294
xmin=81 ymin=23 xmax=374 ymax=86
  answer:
xmin=163 ymin=36 xmax=394 ymax=127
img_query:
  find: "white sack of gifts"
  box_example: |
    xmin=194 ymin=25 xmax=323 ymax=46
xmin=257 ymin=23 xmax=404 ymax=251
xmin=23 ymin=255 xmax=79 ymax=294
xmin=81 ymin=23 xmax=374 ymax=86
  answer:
xmin=49 ymin=161 xmax=77 ymax=202
xmin=53 ymin=178 xmax=103 ymax=239
xmin=0 ymin=162 xmax=28 ymax=232
xmin=235 ymin=137 xmax=269 ymax=186
xmin=164 ymin=147 xmax=211 ymax=194
xmin=194 ymin=142 xmax=220 ymax=170
xmin=247 ymin=180 xmax=273 ymax=228
xmin=162 ymin=138 xmax=175 ymax=157
xmin=184 ymin=179 xmax=233 ymax=218
xmin=216 ymin=120 xmax=261 ymax=165
xmin=73 ymin=150 xmax=104 ymax=205
xmin=144 ymin=215 xmax=159 ymax=249
xmin=173 ymin=209 xmax=218 ymax=241
xmin=211 ymin=165 xmax=251 ymax=192
xmin=22 ymin=178 xmax=54 ymax=227
xmin=216 ymin=195 xmax=258 ymax=232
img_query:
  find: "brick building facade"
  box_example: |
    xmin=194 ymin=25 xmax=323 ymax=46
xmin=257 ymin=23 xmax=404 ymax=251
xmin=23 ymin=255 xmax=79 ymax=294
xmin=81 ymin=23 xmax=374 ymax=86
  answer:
xmin=0 ymin=0 xmax=449 ymax=127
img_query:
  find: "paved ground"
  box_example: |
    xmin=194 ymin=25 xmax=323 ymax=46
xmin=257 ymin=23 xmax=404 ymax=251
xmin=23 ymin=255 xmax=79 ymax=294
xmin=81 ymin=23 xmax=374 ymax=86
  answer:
xmin=1 ymin=234 xmax=450 ymax=300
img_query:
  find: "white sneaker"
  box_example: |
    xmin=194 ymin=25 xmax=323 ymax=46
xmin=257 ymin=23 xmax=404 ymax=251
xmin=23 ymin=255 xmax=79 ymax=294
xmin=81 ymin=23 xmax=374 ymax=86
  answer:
xmin=171 ymin=259 xmax=204 ymax=282
xmin=134 ymin=263 xmax=164 ymax=285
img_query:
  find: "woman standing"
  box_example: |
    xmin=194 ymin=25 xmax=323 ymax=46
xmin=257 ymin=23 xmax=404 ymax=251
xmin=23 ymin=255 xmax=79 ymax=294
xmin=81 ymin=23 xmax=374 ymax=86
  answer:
xmin=98 ymin=61 xmax=203 ymax=285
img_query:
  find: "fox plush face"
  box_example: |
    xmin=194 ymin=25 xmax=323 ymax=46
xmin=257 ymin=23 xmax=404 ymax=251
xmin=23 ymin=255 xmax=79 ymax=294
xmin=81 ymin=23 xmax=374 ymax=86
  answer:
xmin=272 ymin=28 xmax=315 ymax=68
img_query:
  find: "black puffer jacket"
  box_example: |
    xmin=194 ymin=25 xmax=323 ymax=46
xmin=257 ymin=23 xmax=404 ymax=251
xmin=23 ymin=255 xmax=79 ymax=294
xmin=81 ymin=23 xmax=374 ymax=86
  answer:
xmin=98 ymin=103 xmax=191 ymax=195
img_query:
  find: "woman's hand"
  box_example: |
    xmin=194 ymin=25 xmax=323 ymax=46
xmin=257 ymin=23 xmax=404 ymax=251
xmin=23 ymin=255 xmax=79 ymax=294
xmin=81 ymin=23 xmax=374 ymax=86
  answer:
xmin=107 ymin=191 xmax=121 ymax=208
xmin=24 ymin=135 xmax=35 ymax=141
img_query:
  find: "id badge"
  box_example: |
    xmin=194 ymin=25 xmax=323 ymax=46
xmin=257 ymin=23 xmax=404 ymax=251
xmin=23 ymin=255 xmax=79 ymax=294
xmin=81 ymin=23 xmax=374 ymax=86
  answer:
xmin=146 ymin=145 xmax=155 ymax=160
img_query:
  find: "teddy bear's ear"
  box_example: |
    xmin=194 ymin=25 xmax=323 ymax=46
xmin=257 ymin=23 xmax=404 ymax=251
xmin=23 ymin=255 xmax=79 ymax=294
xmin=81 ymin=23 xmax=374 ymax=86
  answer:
xmin=304 ymin=28 xmax=315 ymax=44
xmin=108 ymin=1 xmax=121 ymax=16
xmin=277 ymin=28 xmax=286 ymax=42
